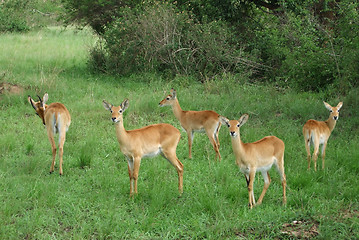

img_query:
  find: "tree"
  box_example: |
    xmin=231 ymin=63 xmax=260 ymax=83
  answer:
xmin=61 ymin=0 xmax=141 ymax=34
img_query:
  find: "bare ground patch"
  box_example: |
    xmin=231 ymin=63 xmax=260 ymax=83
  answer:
xmin=280 ymin=206 xmax=359 ymax=239
xmin=340 ymin=208 xmax=359 ymax=219
xmin=280 ymin=219 xmax=320 ymax=239
xmin=0 ymin=82 xmax=24 ymax=95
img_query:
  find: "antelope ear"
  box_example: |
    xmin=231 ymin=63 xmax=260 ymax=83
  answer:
xmin=337 ymin=102 xmax=343 ymax=110
xmin=121 ymin=98 xmax=129 ymax=111
xmin=42 ymin=93 xmax=49 ymax=104
xmin=219 ymin=116 xmax=230 ymax=127
xmin=238 ymin=114 xmax=249 ymax=127
xmin=170 ymin=88 xmax=176 ymax=98
xmin=28 ymin=96 xmax=37 ymax=110
xmin=102 ymin=100 xmax=112 ymax=111
xmin=323 ymin=101 xmax=333 ymax=111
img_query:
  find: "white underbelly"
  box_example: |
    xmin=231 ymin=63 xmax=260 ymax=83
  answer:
xmin=181 ymin=126 xmax=205 ymax=133
xmin=256 ymin=163 xmax=274 ymax=173
xmin=240 ymin=162 xmax=274 ymax=174
xmin=142 ymin=148 xmax=161 ymax=158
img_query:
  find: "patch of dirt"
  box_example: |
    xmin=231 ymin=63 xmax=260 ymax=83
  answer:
xmin=340 ymin=208 xmax=359 ymax=219
xmin=280 ymin=219 xmax=319 ymax=239
xmin=0 ymin=82 xmax=24 ymax=95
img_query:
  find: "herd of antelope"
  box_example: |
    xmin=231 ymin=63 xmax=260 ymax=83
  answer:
xmin=28 ymin=89 xmax=343 ymax=208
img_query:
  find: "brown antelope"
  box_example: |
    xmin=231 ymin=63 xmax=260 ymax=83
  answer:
xmin=220 ymin=114 xmax=286 ymax=208
xmin=103 ymin=98 xmax=184 ymax=196
xmin=28 ymin=93 xmax=71 ymax=175
xmin=159 ymin=88 xmax=222 ymax=160
xmin=303 ymin=101 xmax=343 ymax=171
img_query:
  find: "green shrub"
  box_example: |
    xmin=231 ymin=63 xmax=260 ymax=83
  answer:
xmin=0 ymin=0 xmax=30 ymax=32
xmin=250 ymin=8 xmax=337 ymax=91
xmin=250 ymin=1 xmax=359 ymax=92
xmin=0 ymin=0 xmax=64 ymax=33
xmin=92 ymin=1 xmax=256 ymax=78
xmin=88 ymin=40 xmax=107 ymax=73
xmin=333 ymin=1 xmax=359 ymax=92
xmin=64 ymin=0 xmax=359 ymax=93
xmin=61 ymin=0 xmax=141 ymax=35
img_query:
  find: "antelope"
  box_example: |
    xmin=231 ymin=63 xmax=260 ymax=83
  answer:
xmin=220 ymin=114 xmax=286 ymax=208
xmin=103 ymin=98 xmax=184 ymax=196
xmin=303 ymin=101 xmax=343 ymax=171
xmin=159 ymin=88 xmax=222 ymax=160
xmin=28 ymin=93 xmax=71 ymax=175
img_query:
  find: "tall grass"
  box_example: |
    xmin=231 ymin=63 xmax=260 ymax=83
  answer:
xmin=0 ymin=27 xmax=358 ymax=239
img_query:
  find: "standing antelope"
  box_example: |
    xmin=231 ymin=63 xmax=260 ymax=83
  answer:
xmin=103 ymin=98 xmax=184 ymax=196
xmin=28 ymin=93 xmax=71 ymax=175
xmin=159 ymin=88 xmax=222 ymax=160
xmin=220 ymin=114 xmax=286 ymax=208
xmin=303 ymin=101 xmax=343 ymax=171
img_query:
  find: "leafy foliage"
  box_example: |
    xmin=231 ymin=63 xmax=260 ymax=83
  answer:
xmin=31 ymin=0 xmax=359 ymax=92
xmin=91 ymin=1 xmax=257 ymax=78
xmin=245 ymin=0 xmax=359 ymax=92
xmin=251 ymin=8 xmax=338 ymax=91
xmin=60 ymin=0 xmax=141 ymax=35
xmin=334 ymin=1 xmax=359 ymax=92
xmin=0 ymin=0 xmax=30 ymax=32
xmin=0 ymin=0 xmax=65 ymax=33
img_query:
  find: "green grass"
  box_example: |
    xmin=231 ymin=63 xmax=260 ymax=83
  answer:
xmin=0 ymin=27 xmax=358 ymax=239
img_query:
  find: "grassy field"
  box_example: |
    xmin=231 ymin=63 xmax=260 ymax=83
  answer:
xmin=0 ymin=27 xmax=358 ymax=239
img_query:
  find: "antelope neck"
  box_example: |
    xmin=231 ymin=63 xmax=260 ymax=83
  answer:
xmin=325 ymin=117 xmax=337 ymax=132
xmin=171 ymin=99 xmax=184 ymax=120
xmin=230 ymin=132 xmax=246 ymax=162
xmin=114 ymin=119 xmax=129 ymax=142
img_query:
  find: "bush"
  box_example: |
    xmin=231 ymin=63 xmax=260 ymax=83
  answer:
xmin=249 ymin=1 xmax=359 ymax=92
xmin=0 ymin=0 xmax=30 ymax=32
xmin=67 ymin=0 xmax=359 ymax=93
xmin=0 ymin=0 xmax=64 ymax=33
xmin=250 ymin=8 xmax=336 ymax=91
xmin=88 ymin=40 xmax=107 ymax=73
xmin=61 ymin=0 xmax=141 ymax=35
xmin=278 ymin=12 xmax=337 ymax=91
xmin=91 ymin=1 xmax=257 ymax=78
xmin=333 ymin=1 xmax=359 ymax=92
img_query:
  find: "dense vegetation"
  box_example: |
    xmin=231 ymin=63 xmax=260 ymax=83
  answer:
xmin=2 ymin=0 xmax=358 ymax=92
xmin=0 ymin=0 xmax=62 ymax=32
xmin=60 ymin=0 xmax=359 ymax=92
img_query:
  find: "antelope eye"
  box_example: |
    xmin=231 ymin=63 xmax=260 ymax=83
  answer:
xmin=119 ymin=110 xmax=123 ymax=113
xmin=237 ymin=124 xmax=240 ymax=127
xmin=330 ymin=110 xmax=333 ymax=112
xmin=166 ymin=97 xmax=170 ymax=100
